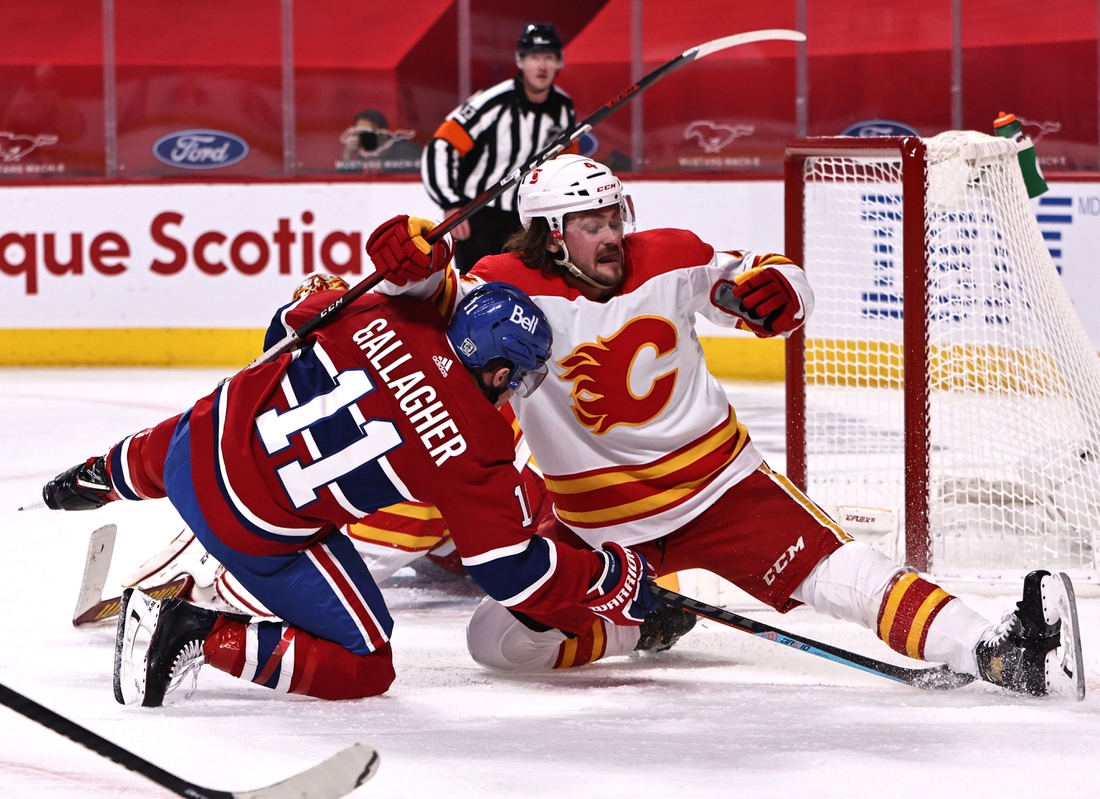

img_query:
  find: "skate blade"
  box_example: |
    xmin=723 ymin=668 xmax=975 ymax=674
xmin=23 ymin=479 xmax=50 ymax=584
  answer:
xmin=1043 ymin=573 xmax=1086 ymax=701
xmin=113 ymin=589 xmax=161 ymax=706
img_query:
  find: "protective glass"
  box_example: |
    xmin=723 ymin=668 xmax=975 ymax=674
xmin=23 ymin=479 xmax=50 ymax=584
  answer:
xmin=567 ymin=196 xmax=636 ymax=238
xmin=510 ymin=363 xmax=549 ymax=397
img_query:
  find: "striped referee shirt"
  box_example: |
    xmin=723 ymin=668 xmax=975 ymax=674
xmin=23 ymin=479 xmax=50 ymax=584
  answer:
xmin=421 ymin=75 xmax=578 ymax=213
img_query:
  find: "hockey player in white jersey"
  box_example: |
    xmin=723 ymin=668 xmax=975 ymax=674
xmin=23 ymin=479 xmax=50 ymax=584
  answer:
xmin=376 ymin=154 xmax=1084 ymax=699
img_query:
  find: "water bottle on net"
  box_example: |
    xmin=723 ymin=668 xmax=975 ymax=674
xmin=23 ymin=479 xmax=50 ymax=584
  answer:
xmin=993 ymin=111 xmax=1049 ymax=198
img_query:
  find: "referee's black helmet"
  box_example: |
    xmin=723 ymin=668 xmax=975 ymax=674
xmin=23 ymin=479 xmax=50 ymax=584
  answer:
xmin=517 ymin=23 xmax=563 ymax=57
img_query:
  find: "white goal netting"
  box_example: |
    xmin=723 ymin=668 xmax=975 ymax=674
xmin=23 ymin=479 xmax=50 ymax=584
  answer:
xmin=797 ymin=131 xmax=1100 ymax=580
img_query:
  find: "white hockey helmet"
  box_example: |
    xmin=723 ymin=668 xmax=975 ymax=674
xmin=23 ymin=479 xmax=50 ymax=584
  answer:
xmin=517 ymin=154 xmax=634 ymax=234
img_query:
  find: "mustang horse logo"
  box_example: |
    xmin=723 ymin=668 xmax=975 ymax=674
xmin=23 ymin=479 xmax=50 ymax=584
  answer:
xmin=0 ymin=131 xmax=59 ymax=163
xmin=683 ymin=121 xmax=755 ymax=154
xmin=557 ymin=317 xmax=678 ymax=435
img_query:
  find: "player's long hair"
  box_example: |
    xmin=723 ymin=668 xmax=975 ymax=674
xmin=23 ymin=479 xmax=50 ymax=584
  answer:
xmin=502 ymin=218 xmax=558 ymax=274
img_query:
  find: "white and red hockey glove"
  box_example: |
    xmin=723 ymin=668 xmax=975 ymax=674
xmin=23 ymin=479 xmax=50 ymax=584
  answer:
xmin=583 ymin=542 xmax=658 ymax=626
xmin=712 ymin=255 xmax=805 ymax=337
xmin=366 ymin=214 xmax=453 ymax=286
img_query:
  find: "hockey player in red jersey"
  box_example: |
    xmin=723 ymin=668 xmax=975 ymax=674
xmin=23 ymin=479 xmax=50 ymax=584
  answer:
xmin=376 ymin=156 xmax=1085 ymax=699
xmin=39 ymin=217 xmax=659 ymax=706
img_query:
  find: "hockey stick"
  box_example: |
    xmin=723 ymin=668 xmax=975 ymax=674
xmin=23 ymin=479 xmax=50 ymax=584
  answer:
xmin=72 ymin=523 xmax=117 ymax=623
xmin=648 ymin=585 xmax=976 ymax=691
xmin=248 ymin=28 xmax=806 ymax=368
xmin=74 ymin=577 xmax=192 ymax=626
xmin=0 ymin=681 xmax=378 ymax=799
xmin=72 ymin=524 xmax=197 ymax=625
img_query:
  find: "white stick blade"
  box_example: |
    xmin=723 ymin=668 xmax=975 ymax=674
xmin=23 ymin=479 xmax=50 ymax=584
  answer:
xmin=691 ymin=29 xmax=806 ymax=60
xmin=72 ymin=524 xmax=117 ymax=622
xmin=234 ymin=744 xmax=379 ymax=799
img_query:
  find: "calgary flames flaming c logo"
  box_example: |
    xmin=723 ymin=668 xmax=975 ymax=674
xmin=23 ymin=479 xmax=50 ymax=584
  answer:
xmin=557 ymin=317 xmax=678 ymax=434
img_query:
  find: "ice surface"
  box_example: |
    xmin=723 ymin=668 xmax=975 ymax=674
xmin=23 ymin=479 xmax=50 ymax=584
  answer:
xmin=0 ymin=369 xmax=1097 ymax=798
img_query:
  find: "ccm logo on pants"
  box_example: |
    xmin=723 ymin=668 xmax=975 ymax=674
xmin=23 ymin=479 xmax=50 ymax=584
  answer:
xmin=764 ymin=536 xmax=804 ymax=585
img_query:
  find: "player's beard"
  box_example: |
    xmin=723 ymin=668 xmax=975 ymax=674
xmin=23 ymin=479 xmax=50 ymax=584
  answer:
xmin=587 ymin=242 xmax=624 ymax=291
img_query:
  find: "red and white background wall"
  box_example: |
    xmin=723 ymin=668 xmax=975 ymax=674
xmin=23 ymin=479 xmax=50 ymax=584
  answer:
xmin=2 ymin=0 xmax=1098 ymax=372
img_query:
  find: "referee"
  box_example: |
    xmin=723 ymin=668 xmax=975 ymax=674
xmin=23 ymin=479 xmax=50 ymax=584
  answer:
xmin=421 ymin=23 xmax=578 ymax=273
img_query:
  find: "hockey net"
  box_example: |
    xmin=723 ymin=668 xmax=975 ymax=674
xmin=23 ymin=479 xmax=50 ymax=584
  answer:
xmin=785 ymin=132 xmax=1100 ymax=581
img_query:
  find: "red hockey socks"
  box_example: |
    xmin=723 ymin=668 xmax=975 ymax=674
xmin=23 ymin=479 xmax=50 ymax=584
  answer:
xmin=203 ymin=616 xmax=395 ymax=699
xmin=553 ymin=617 xmax=609 ymax=668
xmin=876 ymin=572 xmax=956 ymax=660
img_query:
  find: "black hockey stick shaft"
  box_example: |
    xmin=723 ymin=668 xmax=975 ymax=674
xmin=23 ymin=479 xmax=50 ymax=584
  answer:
xmin=0 ymin=681 xmax=232 ymax=798
xmin=250 ymin=29 xmax=805 ymax=367
xmin=0 ymin=681 xmax=379 ymax=798
xmin=649 ymin=585 xmax=976 ymax=691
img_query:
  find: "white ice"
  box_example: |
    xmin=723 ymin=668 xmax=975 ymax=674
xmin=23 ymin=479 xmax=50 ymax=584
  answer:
xmin=1 ymin=369 xmax=1097 ymax=799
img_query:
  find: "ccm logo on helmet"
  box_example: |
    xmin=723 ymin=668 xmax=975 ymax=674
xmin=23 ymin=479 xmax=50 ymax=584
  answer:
xmin=596 ymin=183 xmax=617 ymax=192
xmin=510 ymin=304 xmax=540 ymax=334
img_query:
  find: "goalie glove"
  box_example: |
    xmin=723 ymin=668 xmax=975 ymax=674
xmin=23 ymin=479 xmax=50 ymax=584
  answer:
xmin=366 ymin=214 xmax=453 ymax=286
xmin=583 ymin=542 xmax=658 ymax=626
xmin=711 ymin=254 xmax=805 ymax=337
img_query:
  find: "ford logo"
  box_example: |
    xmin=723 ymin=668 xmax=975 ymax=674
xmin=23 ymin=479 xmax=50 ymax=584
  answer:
xmin=840 ymin=119 xmax=921 ymax=138
xmin=152 ymin=129 xmax=249 ymax=170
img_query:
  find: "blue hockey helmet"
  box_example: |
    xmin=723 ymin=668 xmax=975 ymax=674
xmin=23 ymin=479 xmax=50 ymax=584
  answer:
xmin=446 ymin=282 xmax=553 ymax=398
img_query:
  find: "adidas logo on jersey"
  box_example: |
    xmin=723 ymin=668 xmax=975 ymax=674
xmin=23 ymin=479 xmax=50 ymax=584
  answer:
xmin=433 ymin=355 xmax=453 ymax=377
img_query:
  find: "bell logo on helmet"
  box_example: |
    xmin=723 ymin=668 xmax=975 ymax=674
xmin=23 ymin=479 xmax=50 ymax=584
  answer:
xmin=510 ymin=304 xmax=540 ymax=335
xmin=446 ymin=282 xmax=552 ymax=399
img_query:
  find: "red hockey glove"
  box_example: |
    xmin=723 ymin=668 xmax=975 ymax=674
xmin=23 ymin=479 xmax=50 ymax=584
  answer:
xmin=711 ymin=256 xmax=804 ymax=337
xmin=366 ymin=215 xmax=453 ymax=286
xmin=583 ymin=542 xmax=658 ymax=626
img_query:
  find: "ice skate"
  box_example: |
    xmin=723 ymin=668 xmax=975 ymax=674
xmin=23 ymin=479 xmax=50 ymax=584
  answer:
xmin=975 ymin=570 xmax=1085 ymax=700
xmin=635 ymin=601 xmax=698 ymax=653
xmin=114 ymin=588 xmax=224 ymax=708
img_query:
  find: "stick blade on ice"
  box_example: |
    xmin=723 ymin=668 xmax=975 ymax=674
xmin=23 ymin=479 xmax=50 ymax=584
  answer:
xmin=234 ymin=744 xmax=379 ymax=799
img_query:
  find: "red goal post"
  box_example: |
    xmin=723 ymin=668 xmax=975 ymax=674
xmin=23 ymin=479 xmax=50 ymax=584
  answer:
xmin=783 ymin=133 xmax=1100 ymax=581
xmin=784 ymin=136 xmax=932 ymax=570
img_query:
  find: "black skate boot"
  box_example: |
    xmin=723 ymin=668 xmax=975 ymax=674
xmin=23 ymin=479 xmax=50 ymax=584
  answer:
xmin=43 ymin=456 xmax=114 ymax=511
xmin=975 ymin=570 xmax=1085 ymax=700
xmin=114 ymin=588 xmax=239 ymax=707
xmin=635 ymin=602 xmax=698 ymax=653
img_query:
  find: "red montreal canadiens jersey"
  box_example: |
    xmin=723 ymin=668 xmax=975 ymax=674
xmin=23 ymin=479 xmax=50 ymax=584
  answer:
xmin=185 ymin=291 xmax=600 ymax=616
xmin=381 ymin=228 xmax=813 ymax=548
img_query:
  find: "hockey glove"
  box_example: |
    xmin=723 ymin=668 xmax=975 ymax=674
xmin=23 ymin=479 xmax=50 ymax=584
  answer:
xmin=43 ymin=456 xmax=117 ymax=511
xmin=583 ymin=542 xmax=658 ymax=626
xmin=712 ymin=256 xmax=804 ymax=337
xmin=366 ymin=214 xmax=453 ymax=286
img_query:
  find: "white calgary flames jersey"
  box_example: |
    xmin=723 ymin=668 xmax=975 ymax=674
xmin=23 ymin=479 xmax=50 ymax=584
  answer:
xmin=382 ymin=228 xmax=813 ymax=548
